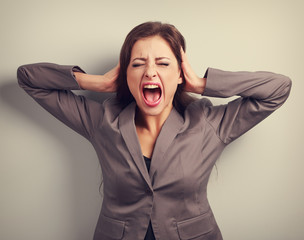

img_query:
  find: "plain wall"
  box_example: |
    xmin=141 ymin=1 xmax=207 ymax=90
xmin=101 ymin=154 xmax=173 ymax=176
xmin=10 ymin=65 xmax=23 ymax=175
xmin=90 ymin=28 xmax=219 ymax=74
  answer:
xmin=1 ymin=0 xmax=303 ymax=239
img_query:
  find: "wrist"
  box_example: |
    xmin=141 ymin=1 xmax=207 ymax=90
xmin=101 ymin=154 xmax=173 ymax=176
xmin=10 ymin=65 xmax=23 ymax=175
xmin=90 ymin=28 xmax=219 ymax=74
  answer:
xmin=73 ymin=72 xmax=86 ymax=89
xmin=191 ymin=77 xmax=206 ymax=94
xmin=73 ymin=72 xmax=105 ymax=92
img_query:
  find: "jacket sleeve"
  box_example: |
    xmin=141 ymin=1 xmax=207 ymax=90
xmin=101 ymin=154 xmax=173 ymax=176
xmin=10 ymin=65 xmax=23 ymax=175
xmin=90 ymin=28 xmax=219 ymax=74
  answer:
xmin=17 ymin=62 xmax=104 ymax=140
xmin=202 ymin=68 xmax=292 ymax=144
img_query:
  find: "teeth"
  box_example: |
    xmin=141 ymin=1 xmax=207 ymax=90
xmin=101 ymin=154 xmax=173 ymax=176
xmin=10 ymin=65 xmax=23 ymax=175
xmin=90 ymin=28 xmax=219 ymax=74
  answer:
xmin=144 ymin=84 xmax=159 ymax=89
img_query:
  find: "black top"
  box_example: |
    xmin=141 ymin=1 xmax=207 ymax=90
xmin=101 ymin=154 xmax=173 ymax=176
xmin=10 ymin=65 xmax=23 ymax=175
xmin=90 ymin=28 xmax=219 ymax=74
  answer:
xmin=143 ymin=156 xmax=156 ymax=240
xmin=144 ymin=155 xmax=152 ymax=172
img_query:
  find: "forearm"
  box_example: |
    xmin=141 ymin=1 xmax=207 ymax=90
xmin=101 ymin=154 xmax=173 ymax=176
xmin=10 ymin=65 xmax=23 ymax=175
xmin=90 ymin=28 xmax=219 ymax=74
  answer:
xmin=189 ymin=77 xmax=207 ymax=94
xmin=73 ymin=64 xmax=119 ymax=93
xmin=74 ymin=72 xmax=106 ymax=92
xmin=203 ymin=68 xmax=292 ymax=105
xmin=17 ymin=63 xmax=82 ymax=93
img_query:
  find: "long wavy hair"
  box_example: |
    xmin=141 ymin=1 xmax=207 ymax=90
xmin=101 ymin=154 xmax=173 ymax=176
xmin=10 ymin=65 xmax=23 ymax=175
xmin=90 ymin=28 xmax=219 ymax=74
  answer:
xmin=116 ymin=21 xmax=195 ymax=115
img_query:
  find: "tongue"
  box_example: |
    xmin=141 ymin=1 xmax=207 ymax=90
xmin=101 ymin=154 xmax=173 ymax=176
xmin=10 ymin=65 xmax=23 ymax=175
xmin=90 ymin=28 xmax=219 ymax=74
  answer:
xmin=144 ymin=89 xmax=161 ymax=103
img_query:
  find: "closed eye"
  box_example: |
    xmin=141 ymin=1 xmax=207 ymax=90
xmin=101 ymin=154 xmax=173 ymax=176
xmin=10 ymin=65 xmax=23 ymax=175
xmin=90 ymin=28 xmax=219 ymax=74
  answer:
xmin=132 ymin=64 xmax=144 ymax=67
xmin=158 ymin=63 xmax=169 ymax=66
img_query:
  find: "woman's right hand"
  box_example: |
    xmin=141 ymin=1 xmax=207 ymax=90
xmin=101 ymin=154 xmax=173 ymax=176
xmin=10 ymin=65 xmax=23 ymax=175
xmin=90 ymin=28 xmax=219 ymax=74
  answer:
xmin=74 ymin=63 xmax=120 ymax=92
xmin=180 ymin=48 xmax=206 ymax=94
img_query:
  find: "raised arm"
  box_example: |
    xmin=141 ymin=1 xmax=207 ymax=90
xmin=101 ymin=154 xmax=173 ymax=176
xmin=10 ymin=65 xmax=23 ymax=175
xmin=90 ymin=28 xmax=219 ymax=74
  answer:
xmin=17 ymin=63 xmax=117 ymax=140
xmin=181 ymin=51 xmax=292 ymax=144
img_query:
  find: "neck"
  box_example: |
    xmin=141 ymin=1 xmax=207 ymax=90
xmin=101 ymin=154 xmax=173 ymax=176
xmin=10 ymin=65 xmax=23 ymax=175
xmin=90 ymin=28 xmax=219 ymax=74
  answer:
xmin=135 ymin=106 xmax=172 ymax=134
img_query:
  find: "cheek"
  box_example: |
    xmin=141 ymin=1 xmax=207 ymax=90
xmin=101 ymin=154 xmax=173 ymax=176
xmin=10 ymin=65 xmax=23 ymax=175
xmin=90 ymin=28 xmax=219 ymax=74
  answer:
xmin=162 ymin=71 xmax=181 ymax=97
xmin=126 ymin=72 xmax=139 ymax=96
xmin=166 ymin=70 xmax=182 ymax=86
xmin=167 ymin=65 xmax=181 ymax=79
xmin=167 ymin=84 xmax=178 ymax=97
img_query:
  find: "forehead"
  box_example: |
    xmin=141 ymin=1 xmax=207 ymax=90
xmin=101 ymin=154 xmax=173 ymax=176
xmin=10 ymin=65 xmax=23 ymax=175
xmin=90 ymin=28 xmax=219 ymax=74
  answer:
xmin=130 ymin=35 xmax=175 ymax=58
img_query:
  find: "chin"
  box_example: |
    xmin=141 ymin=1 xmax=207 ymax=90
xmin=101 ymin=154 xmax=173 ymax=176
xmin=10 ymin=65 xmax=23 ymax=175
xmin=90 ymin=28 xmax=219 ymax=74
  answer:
xmin=137 ymin=101 xmax=173 ymax=117
xmin=137 ymin=105 xmax=162 ymax=116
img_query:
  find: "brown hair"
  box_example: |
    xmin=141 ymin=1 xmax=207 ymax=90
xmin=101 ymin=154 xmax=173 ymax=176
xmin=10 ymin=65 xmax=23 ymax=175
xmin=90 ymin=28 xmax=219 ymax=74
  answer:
xmin=116 ymin=21 xmax=195 ymax=115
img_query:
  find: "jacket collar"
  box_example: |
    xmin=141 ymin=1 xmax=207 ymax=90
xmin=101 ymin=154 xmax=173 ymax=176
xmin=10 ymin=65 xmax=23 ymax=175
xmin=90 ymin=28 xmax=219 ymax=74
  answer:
xmin=118 ymin=101 xmax=184 ymax=190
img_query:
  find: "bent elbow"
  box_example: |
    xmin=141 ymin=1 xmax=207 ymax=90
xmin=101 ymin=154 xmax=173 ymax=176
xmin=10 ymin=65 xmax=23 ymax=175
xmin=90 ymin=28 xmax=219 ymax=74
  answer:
xmin=278 ymin=74 xmax=292 ymax=101
xmin=267 ymin=74 xmax=292 ymax=109
xmin=17 ymin=65 xmax=29 ymax=89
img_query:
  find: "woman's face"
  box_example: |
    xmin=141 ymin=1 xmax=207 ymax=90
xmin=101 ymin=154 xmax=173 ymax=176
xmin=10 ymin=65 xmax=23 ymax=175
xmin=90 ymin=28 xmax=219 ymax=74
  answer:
xmin=127 ymin=35 xmax=182 ymax=117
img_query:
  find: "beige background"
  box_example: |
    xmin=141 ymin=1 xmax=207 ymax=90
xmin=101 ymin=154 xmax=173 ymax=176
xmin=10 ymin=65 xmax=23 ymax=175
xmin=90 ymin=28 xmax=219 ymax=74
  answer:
xmin=0 ymin=0 xmax=303 ymax=239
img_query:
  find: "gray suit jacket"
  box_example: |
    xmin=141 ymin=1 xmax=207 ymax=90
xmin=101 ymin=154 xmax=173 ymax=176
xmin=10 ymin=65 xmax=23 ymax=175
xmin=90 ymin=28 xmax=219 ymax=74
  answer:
xmin=17 ymin=63 xmax=291 ymax=240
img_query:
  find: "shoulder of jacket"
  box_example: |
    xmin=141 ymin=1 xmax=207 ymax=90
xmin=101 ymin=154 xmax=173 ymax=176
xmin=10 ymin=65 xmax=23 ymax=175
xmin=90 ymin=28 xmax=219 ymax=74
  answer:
xmin=102 ymin=96 xmax=126 ymax=117
xmin=182 ymin=97 xmax=213 ymax=125
xmin=187 ymin=97 xmax=213 ymax=112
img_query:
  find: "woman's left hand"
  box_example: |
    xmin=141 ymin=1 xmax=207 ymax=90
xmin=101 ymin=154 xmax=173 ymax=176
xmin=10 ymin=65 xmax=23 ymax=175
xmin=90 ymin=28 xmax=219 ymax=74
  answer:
xmin=181 ymin=48 xmax=206 ymax=94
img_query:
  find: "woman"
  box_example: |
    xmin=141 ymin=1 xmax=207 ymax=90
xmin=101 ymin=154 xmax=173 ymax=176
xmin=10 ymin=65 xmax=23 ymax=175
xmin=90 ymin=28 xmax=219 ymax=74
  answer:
xmin=17 ymin=22 xmax=291 ymax=240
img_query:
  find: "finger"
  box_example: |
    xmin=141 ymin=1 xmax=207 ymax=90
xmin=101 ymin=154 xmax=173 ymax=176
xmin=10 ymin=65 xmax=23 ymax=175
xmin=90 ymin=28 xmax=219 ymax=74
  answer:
xmin=115 ymin=62 xmax=120 ymax=70
xmin=180 ymin=47 xmax=185 ymax=63
xmin=112 ymin=63 xmax=120 ymax=75
xmin=181 ymin=47 xmax=190 ymax=64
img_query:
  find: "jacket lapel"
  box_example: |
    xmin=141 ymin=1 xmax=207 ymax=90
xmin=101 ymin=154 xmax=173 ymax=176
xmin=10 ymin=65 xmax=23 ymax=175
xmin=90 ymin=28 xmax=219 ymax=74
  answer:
xmin=149 ymin=107 xmax=184 ymax=182
xmin=118 ymin=102 xmax=153 ymax=190
xmin=119 ymin=102 xmax=184 ymax=189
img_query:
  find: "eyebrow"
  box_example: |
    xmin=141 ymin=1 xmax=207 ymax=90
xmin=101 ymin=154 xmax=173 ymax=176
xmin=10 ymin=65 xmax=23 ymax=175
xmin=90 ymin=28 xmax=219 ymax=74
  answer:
xmin=132 ymin=57 xmax=171 ymax=62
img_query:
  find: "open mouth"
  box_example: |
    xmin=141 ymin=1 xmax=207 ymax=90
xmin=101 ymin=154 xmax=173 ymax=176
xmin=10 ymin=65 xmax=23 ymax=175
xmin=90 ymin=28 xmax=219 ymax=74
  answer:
xmin=142 ymin=83 xmax=162 ymax=107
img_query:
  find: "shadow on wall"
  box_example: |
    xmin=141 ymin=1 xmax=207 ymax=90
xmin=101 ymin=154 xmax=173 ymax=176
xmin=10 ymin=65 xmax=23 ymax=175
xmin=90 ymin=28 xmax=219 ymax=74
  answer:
xmin=0 ymin=79 xmax=115 ymax=238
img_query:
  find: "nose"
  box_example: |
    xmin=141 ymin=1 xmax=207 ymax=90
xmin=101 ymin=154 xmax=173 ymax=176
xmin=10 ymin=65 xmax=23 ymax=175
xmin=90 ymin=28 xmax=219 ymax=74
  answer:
xmin=144 ymin=65 xmax=157 ymax=79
